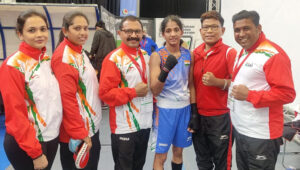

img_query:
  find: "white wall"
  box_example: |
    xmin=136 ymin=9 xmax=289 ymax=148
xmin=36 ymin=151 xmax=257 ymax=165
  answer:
xmin=222 ymin=0 xmax=300 ymax=105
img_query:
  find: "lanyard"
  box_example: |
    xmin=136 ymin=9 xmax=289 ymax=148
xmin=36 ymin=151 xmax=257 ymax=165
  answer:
xmin=232 ymin=49 xmax=253 ymax=81
xmin=123 ymin=48 xmax=147 ymax=83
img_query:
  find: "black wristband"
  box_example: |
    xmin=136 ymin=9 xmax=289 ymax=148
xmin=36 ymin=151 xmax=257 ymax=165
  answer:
xmin=188 ymin=103 xmax=201 ymax=131
xmin=158 ymin=69 xmax=169 ymax=82
xmin=191 ymin=103 xmax=198 ymax=114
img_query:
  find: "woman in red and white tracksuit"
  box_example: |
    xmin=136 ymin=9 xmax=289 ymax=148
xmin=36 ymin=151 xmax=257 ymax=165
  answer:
xmin=51 ymin=11 xmax=102 ymax=170
xmin=0 ymin=10 xmax=62 ymax=170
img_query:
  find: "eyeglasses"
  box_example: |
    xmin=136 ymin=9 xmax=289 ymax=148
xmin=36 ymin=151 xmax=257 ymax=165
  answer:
xmin=201 ymin=25 xmax=220 ymax=31
xmin=121 ymin=29 xmax=142 ymax=35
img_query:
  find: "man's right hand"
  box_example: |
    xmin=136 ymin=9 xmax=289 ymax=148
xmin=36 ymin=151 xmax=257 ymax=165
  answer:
xmin=202 ymin=72 xmax=217 ymax=86
xmin=231 ymin=84 xmax=249 ymax=101
xmin=33 ymin=154 xmax=48 ymax=170
xmin=135 ymin=82 xmax=148 ymax=97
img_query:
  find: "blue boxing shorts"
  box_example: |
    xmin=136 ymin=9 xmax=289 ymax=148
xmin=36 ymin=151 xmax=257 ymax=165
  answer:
xmin=155 ymin=105 xmax=192 ymax=153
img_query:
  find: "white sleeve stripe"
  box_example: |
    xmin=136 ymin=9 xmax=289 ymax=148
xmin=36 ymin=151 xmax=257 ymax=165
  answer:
xmin=226 ymin=47 xmax=233 ymax=60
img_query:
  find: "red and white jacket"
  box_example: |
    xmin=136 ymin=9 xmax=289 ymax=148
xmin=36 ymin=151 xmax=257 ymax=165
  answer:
xmin=0 ymin=42 xmax=62 ymax=159
xmin=51 ymin=38 xmax=102 ymax=143
xmin=99 ymin=42 xmax=153 ymax=134
xmin=228 ymin=33 xmax=296 ymax=139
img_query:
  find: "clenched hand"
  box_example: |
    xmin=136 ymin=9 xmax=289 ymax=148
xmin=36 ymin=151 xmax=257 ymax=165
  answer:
xmin=231 ymin=84 xmax=249 ymax=101
xmin=202 ymin=72 xmax=217 ymax=86
xmin=135 ymin=82 xmax=148 ymax=97
xmin=33 ymin=154 xmax=48 ymax=170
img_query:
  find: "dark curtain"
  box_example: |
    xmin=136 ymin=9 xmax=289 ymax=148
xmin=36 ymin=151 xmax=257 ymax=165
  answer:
xmin=140 ymin=0 xmax=206 ymax=18
xmin=96 ymin=0 xmax=120 ymax=16
xmin=16 ymin=0 xmax=205 ymax=18
xmin=16 ymin=0 xmax=120 ymax=16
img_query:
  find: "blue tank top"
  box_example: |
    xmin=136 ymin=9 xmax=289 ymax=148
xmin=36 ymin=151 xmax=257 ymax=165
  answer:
xmin=156 ymin=46 xmax=191 ymax=108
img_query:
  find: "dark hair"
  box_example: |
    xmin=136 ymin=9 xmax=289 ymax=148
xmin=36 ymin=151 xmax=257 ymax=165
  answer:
xmin=56 ymin=11 xmax=89 ymax=47
xmin=62 ymin=11 xmax=89 ymax=31
xmin=119 ymin=15 xmax=143 ymax=30
xmin=95 ymin=20 xmax=107 ymax=30
xmin=160 ymin=15 xmax=183 ymax=34
xmin=16 ymin=10 xmax=48 ymax=34
xmin=201 ymin=10 xmax=224 ymax=26
xmin=232 ymin=10 xmax=260 ymax=26
xmin=56 ymin=31 xmax=65 ymax=48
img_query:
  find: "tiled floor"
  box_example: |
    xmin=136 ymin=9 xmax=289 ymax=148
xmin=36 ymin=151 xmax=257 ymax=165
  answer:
xmin=51 ymin=109 xmax=300 ymax=170
xmin=1 ymin=110 xmax=300 ymax=170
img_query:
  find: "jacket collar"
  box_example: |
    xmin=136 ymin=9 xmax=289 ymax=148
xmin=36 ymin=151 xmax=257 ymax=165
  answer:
xmin=63 ymin=37 xmax=82 ymax=53
xmin=120 ymin=42 xmax=139 ymax=55
xmin=245 ymin=32 xmax=266 ymax=52
xmin=195 ymin=38 xmax=224 ymax=58
xmin=19 ymin=41 xmax=46 ymax=60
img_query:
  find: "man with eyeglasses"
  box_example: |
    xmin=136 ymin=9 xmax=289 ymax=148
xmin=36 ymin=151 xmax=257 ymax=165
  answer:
xmin=229 ymin=10 xmax=295 ymax=170
xmin=99 ymin=15 xmax=153 ymax=170
xmin=188 ymin=10 xmax=237 ymax=170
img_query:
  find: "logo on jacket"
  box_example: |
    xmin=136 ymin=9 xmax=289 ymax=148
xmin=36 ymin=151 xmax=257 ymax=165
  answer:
xmin=128 ymin=66 xmax=135 ymax=72
xmin=245 ymin=62 xmax=253 ymax=67
xmin=30 ymin=75 xmax=39 ymax=80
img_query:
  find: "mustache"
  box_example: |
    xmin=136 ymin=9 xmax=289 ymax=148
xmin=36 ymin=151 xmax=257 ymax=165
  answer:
xmin=127 ymin=37 xmax=140 ymax=41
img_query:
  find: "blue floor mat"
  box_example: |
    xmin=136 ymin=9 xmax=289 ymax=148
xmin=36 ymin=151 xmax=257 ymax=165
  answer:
xmin=0 ymin=115 xmax=10 ymax=170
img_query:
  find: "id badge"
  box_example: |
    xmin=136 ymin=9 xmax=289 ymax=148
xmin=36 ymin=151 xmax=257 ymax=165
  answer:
xmin=227 ymin=83 xmax=235 ymax=112
xmin=140 ymin=93 xmax=153 ymax=113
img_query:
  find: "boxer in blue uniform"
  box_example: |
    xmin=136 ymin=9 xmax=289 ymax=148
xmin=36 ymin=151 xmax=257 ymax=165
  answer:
xmin=150 ymin=15 xmax=197 ymax=170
